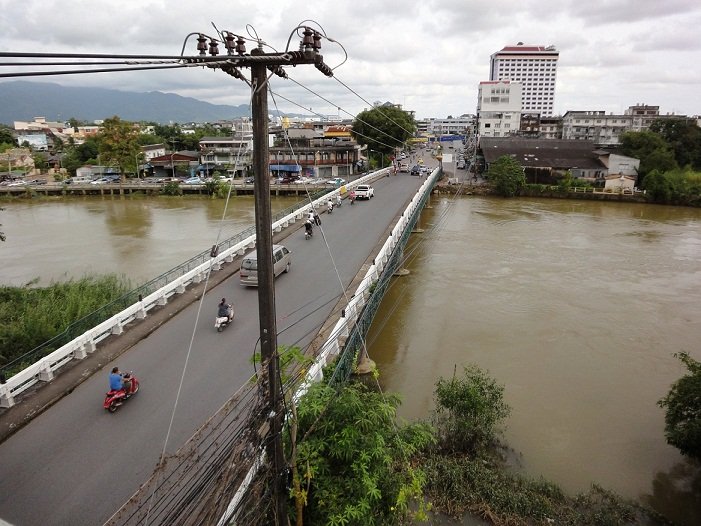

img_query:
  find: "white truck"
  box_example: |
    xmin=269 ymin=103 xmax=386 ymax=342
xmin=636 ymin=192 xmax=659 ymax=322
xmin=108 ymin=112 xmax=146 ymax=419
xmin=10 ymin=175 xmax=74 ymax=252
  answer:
xmin=354 ymin=184 xmax=374 ymax=200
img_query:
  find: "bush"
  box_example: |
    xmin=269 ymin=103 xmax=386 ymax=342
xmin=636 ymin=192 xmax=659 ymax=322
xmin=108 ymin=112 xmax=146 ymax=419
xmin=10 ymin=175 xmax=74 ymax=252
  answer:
xmin=658 ymin=352 xmax=701 ymax=461
xmin=161 ymin=181 xmax=182 ymax=196
xmin=431 ymin=365 xmax=511 ymax=455
xmin=289 ymin=381 xmax=435 ymax=525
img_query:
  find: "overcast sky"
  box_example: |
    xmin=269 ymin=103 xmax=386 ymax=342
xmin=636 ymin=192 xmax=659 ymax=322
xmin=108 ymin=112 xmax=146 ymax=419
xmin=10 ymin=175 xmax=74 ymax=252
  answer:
xmin=1 ymin=0 xmax=700 ymax=120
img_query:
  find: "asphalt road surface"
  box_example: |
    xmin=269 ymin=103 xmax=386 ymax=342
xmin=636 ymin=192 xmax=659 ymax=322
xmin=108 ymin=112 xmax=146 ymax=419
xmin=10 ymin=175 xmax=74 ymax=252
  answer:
xmin=0 ymin=169 xmax=429 ymax=526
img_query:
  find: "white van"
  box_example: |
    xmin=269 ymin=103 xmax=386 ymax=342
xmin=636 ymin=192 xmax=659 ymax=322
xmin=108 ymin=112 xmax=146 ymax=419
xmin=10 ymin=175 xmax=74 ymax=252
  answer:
xmin=239 ymin=244 xmax=292 ymax=286
xmin=67 ymin=175 xmax=95 ymax=184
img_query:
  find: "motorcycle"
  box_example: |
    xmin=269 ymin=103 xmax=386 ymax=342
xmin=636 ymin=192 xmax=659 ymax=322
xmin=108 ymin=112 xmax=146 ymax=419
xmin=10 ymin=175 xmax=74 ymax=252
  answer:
xmin=349 ymin=193 xmax=356 ymax=205
xmin=215 ymin=305 xmax=234 ymax=332
xmin=336 ymin=196 xmax=342 ymax=208
xmin=327 ymin=200 xmax=334 ymax=214
xmin=103 ymin=372 xmax=140 ymax=413
xmin=304 ymin=221 xmax=314 ymax=240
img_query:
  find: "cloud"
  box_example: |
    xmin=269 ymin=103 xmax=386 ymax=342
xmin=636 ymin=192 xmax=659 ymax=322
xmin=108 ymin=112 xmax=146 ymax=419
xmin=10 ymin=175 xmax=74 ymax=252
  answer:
xmin=0 ymin=0 xmax=700 ymax=119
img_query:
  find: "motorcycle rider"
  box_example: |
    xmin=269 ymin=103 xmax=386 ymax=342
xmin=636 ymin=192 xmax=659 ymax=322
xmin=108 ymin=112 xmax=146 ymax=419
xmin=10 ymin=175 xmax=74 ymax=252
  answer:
xmin=327 ymin=197 xmax=334 ymax=213
xmin=304 ymin=219 xmax=314 ymax=238
xmin=218 ymin=297 xmax=233 ymax=322
xmin=336 ymin=194 xmax=342 ymax=207
xmin=109 ymin=366 xmax=132 ymax=395
xmin=349 ymin=190 xmax=356 ymax=204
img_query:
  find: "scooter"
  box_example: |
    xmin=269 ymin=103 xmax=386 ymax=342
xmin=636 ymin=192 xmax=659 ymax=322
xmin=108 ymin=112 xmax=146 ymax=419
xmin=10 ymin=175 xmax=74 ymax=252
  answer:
xmin=103 ymin=372 xmax=140 ymax=413
xmin=327 ymin=200 xmax=334 ymax=214
xmin=336 ymin=196 xmax=342 ymax=208
xmin=215 ymin=306 xmax=234 ymax=332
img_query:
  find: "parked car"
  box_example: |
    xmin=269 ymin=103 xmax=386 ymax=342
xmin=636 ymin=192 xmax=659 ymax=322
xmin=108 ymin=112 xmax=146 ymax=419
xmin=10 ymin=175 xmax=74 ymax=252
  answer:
xmin=326 ymin=177 xmax=346 ymax=186
xmin=244 ymin=177 xmax=255 ymax=184
xmin=280 ymin=175 xmax=300 ymax=184
xmin=240 ymin=244 xmax=291 ymax=286
xmin=354 ymin=184 xmax=374 ymax=199
xmin=182 ymin=176 xmax=203 ymax=185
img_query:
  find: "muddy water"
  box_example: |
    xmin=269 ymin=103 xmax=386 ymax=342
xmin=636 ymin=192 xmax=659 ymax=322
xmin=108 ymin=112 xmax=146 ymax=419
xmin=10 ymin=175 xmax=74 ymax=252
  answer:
xmin=0 ymin=195 xmax=294 ymax=286
xmin=366 ymin=196 xmax=701 ymax=525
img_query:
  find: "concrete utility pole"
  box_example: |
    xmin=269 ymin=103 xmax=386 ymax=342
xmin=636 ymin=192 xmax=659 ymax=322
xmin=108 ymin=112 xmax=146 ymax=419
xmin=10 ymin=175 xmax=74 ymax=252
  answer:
xmin=202 ymin=27 xmax=333 ymax=524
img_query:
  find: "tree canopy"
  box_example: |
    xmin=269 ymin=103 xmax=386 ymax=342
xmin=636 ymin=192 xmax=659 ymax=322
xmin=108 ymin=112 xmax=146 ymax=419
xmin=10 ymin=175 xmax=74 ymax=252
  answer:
xmin=97 ymin=116 xmax=141 ymax=177
xmin=486 ymin=155 xmax=525 ymax=197
xmin=650 ymin=119 xmax=701 ymax=170
xmin=658 ymin=352 xmax=701 ymax=461
xmin=351 ymin=106 xmax=416 ymax=158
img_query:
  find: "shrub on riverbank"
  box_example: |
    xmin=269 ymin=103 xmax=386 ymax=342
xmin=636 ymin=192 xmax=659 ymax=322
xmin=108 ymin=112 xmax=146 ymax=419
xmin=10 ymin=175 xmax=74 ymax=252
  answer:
xmin=0 ymin=274 xmax=131 ymax=369
xmin=288 ymin=364 xmax=670 ymax=525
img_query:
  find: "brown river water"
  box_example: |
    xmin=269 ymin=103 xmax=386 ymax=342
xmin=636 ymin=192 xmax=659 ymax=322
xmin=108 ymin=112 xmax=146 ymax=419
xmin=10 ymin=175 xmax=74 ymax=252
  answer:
xmin=1 ymin=194 xmax=700 ymax=523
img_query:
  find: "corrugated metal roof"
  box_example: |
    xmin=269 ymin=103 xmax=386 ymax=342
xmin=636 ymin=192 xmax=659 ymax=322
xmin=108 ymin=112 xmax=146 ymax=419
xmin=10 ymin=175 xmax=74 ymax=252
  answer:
xmin=479 ymin=138 xmax=603 ymax=169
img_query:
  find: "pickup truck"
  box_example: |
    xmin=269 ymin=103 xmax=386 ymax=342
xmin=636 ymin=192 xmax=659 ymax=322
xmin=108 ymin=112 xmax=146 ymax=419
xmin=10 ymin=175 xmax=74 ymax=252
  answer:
xmin=354 ymin=184 xmax=374 ymax=200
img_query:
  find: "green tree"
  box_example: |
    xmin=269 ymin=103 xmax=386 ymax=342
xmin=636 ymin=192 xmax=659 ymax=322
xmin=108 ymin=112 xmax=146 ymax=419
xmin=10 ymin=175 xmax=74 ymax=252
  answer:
xmin=0 ymin=126 xmax=16 ymax=147
xmin=351 ymin=106 xmax=416 ymax=160
xmin=290 ymin=381 xmax=434 ymax=525
xmin=97 ymin=116 xmax=141 ymax=179
xmin=642 ymin=169 xmax=673 ymax=203
xmin=487 ymin=155 xmax=525 ymax=197
xmin=619 ymin=130 xmax=678 ymax=183
xmin=650 ymin=118 xmax=701 ymax=170
xmin=432 ymin=365 xmax=511 ymax=455
xmin=658 ymin=352 xmax=701 ymax=461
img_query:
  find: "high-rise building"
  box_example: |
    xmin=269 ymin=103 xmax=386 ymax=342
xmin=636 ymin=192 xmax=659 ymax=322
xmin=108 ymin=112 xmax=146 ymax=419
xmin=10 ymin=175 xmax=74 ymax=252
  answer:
xmin=490 ymin=43 xmax=559 ymax=117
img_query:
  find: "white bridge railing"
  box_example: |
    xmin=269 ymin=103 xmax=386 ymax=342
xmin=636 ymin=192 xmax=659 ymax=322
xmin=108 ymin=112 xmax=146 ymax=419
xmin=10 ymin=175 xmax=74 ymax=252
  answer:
xmin=0 ymin=171 xmax=392 ymax=408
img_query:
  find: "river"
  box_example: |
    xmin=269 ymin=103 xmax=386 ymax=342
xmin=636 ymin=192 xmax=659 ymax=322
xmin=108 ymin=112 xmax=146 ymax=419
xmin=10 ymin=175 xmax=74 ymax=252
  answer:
xmin=1 ymin=193 xmax=700 ymax=524
xmin=367 ymin=195 xmax=701 ymax=525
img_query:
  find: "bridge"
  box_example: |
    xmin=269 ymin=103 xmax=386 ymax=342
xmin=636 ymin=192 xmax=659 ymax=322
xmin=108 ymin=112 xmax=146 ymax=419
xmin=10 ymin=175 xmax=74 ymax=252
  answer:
xmin=0 ymin=167 xmax=440 ymax=525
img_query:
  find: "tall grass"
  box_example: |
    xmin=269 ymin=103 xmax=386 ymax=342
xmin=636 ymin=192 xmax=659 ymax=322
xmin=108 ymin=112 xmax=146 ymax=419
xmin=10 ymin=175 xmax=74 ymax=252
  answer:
xmin=0 ymin=274 xmax=131 ymax=370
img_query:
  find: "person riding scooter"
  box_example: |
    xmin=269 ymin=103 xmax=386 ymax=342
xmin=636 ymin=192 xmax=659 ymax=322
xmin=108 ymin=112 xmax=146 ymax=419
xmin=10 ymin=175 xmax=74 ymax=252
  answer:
xmin=349 ymin=190 xmax=356 ymax=205
xmin=336 ymin=194 xmax=342 ymax=207
xmin=109 ymin=366 xmax=132 ymax=395
xmin=218 ymin=298 xmax=234 ymax=322
xmin=304 ymin=219 xmax=314 ymax=239
xmin=327 ymin=198 xmax=334 ymax=214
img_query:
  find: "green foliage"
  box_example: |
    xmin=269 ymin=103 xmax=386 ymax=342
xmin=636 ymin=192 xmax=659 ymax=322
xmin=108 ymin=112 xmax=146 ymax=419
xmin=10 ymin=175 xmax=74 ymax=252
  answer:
xmin=658 ymin=352 xmax=701 ymax=461
xmin=650 ymin=118 xmax=701 ymax=170
xmin=0 ymin=275 xmax=131 ymax=368
xmin=161 ymin=181 xmax=182 ymax=196
xmin=422 ymin=454 xmax=658 ymax=524
xmin=619 ymin=130 xmax=678 ymax=181
xmin=251 ymin=345 xmax=313 ymax=386
xmin=97 ymin=116 xmax=141 ymax=177
xmin=290 ymin=381 xmax=435 ymax=525
xmin=0 ymin=126 xmax=16 ymax=147
xmin=351 ymin=106 xmax=416 ymax=158
xmin=486 ymin=155 xmax=526 ymax=197
xmin=643 ymin=167 xmax=701 ymax=205
xmin=432 ymin=365 xmax=511 ymax=455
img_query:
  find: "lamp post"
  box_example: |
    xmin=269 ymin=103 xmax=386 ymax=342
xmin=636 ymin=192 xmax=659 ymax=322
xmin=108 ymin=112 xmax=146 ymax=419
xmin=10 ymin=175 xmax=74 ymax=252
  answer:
xmin=170 ymin=139 xmax=179 ymax=178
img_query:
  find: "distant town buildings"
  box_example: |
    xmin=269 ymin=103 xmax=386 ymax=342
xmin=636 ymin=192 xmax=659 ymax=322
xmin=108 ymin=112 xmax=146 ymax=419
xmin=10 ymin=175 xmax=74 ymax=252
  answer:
xmin=489 ymin=43 xmax=559 ymax=117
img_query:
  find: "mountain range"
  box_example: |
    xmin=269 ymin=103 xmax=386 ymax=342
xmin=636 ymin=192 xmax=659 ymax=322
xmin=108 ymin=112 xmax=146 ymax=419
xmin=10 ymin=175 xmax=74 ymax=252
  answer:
xmin=0 ymin=81 xmax=253 ymax=125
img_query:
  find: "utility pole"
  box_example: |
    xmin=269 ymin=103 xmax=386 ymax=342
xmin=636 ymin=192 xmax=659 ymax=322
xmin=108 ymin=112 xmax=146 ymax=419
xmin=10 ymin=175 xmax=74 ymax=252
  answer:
xmin=199 ymin=27 xmax=333 ymax=525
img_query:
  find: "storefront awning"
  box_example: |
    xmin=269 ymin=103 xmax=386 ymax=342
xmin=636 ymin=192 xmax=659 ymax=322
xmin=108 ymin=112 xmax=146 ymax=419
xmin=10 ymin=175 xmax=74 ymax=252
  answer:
xmin=270 ymin=164 xmax=302 ymax=172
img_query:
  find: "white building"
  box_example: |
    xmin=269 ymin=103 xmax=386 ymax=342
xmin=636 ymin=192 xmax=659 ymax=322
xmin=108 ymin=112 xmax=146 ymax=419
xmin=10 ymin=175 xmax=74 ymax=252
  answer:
xmin=477 ymin=81 xmax=522 ymax=138
xmin=418 ymin=116 xmax=474 ymax=137
xmin=490 ymin=43 xmax=559 ymax=117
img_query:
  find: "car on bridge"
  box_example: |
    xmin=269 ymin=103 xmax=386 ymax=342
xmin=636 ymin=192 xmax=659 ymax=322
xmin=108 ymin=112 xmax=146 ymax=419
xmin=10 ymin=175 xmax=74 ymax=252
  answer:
xmin=239 ymin=244 xmax=292 ymax=286
xmin=354 ymin=184 xmax=374 ymax=199
xmin=410 ymin=165 xmax=421 ymax=176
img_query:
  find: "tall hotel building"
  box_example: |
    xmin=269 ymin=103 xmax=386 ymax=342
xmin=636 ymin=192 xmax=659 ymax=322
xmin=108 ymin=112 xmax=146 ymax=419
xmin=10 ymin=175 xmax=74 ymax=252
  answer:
xmin=489 ymin=43 xmax=559 ymax=117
